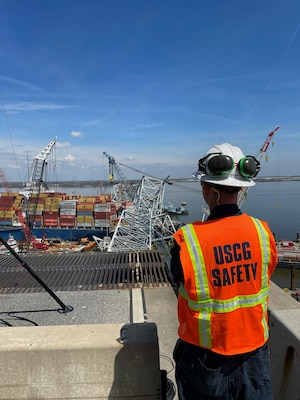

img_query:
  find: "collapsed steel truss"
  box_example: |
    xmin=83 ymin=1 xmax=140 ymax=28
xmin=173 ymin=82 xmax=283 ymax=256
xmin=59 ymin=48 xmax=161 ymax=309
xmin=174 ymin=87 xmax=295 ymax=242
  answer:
xmin=108 ymin=176 xmax=176 ymax=253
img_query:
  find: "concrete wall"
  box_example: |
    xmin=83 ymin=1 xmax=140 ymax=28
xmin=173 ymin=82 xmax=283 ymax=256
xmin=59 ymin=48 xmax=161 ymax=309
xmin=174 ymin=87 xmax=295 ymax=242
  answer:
xmin=0 ymin=322 xmax=162 ymax=400
xmin=0 ymin=282 xmax=299 ymax=400
xmin=268 ymin=281 xmax=300 ymax=400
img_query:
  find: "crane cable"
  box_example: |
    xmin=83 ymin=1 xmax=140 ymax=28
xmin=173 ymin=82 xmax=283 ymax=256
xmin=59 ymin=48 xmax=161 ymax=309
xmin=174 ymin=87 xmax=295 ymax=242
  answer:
xmin=119 ymin=162 xmax=202 ymax=194
xmin=0 ymin=90 xmax=22 ymax=182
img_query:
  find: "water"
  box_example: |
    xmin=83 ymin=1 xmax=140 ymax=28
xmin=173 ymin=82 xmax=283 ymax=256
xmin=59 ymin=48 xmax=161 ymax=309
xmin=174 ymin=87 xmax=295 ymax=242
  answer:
xmin=164 ymin=180 xmax=300 ymax=241
xmin=271 ymin=266 xmax=300 ymax=290
xmin=8 ymin=180 xmax=300 ymax=240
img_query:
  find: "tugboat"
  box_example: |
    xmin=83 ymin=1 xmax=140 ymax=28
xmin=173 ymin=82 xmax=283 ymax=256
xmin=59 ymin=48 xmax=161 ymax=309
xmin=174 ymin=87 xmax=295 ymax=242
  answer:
xmin=0 ymin=233 xmax=20 ymax=254
xmin=163 ymin=202 xmax=188 ymax=215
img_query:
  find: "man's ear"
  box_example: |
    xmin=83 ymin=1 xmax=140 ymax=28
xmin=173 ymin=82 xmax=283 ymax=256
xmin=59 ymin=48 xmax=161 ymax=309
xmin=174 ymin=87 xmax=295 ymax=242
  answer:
xmin=202 ymin=182 xmax=210 ymax=196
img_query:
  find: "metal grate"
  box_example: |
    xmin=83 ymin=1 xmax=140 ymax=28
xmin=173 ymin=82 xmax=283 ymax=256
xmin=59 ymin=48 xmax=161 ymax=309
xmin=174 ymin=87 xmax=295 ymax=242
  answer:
xmin=0 ymin=250 xmax=172 ymax=294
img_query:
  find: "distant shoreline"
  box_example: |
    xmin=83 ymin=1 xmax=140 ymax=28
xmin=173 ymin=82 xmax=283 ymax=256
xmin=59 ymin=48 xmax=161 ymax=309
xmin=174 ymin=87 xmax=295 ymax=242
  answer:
xmin=2 ymin=176 xmax=300 ymax=189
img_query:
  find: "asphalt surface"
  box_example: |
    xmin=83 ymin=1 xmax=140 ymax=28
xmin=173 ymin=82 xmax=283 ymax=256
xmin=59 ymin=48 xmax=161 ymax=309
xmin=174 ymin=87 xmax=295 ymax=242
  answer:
xmin=0 ymin=289 xmax=131 ymax=327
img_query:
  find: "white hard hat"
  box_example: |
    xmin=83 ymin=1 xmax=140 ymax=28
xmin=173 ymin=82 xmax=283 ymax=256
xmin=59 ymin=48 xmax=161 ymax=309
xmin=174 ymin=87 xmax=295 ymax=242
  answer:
xmin=193 ymin=143 xmax=260 ymax=187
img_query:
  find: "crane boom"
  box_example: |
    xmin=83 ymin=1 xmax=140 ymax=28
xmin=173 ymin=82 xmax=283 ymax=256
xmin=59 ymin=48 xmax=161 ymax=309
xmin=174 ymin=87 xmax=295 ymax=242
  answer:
xmin=103 ymin=151 xmax=136 ymax=202
xmin=0 ymin=166 xmax=11 ymax=193
xmin=20 ymin=137 xmax=57 ymax=245
xmin=22 ymin=137 xmax=57 ymax=195
xmin=256 ymin=125 xmax=280 ymax=160
xmin=238 ymin=126 xmax=279 ymax=207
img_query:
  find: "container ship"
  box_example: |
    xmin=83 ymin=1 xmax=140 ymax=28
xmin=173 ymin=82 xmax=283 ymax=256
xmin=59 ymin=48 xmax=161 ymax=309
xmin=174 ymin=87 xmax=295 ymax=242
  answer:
xmin=0 ymin=191 xmax=124 ymax=242
xmin=0 ymin=138 xmax=124 ymax=244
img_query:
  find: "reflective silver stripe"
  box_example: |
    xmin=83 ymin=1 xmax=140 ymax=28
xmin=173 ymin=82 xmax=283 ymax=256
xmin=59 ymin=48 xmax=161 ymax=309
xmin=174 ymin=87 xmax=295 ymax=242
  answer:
xmin=181 ymin=224 xmax=211 ymax=347
xmin=198 ymin=311 xmax=211 ymax=348
xmin=261 ymin=301 xmax=269 ymax=340
xmin=181 ymin=224 xmax=209 ymax=301
xmin=250 ymin=217 xmax=270 ymax=291
xmin=249 ymin=217 xmax=271 ymax=340
xmin=179 ymin=284 xmax=269 ymax=312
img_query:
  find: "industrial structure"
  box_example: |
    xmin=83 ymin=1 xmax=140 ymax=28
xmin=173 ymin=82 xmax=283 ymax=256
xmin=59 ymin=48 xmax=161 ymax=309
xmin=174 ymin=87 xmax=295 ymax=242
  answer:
xmin=237 ymin=125 xmax=280 ymax=207
xmin=20 ymin=137 xmax=57 ymax=243
xmin=0 ymin=138 xmax=57 ymax=248
xmin=103 ymin=152 xmax=176 ymax=255
xmin=103 ymin=151 xmax=137 ymax=202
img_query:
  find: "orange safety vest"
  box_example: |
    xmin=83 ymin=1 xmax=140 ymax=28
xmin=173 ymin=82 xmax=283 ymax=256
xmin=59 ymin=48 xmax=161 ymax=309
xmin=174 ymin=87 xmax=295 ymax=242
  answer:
xmin=173 ymin=214 xmax=278 ymax=356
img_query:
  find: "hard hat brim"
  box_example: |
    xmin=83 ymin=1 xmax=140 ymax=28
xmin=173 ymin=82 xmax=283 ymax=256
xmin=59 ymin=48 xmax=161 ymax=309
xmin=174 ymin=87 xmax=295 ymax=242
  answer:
xmin=201 ymin=174 xmax=256 ymax=187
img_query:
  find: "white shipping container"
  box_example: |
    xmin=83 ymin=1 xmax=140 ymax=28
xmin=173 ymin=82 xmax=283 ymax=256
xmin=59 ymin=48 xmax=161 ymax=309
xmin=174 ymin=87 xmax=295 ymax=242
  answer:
xmin=59 ymin=200 xmax=77 ymax=209
xmin=94 ymin=204 xmax=111 ymax=212
xmin=94 ymin=220 xmax=111 ymax=228
xmin=60 ymin=208 xmax=77 ymax=216
xmin=76 ymin=222 xmax=93 ymax=228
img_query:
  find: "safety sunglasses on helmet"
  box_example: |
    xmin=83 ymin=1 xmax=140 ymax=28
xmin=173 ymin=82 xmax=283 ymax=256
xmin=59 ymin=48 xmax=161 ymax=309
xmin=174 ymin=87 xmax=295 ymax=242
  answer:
xmin=197 ymin=152 xmax=260 ymax=179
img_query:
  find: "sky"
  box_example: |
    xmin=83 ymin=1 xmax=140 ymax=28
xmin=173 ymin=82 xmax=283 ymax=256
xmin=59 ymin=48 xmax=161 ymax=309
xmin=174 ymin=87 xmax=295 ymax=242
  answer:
xmin=0 ymin=0 xmax=299 ymax=184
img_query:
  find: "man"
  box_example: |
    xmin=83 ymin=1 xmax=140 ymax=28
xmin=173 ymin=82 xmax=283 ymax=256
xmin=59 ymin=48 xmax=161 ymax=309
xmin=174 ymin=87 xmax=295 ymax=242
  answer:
xmin=171 ymin=143 xmax=278 ymax=400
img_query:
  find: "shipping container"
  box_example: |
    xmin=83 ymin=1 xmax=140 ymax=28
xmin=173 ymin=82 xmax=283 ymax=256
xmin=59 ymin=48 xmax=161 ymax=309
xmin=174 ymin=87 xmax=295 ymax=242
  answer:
xmin=0 ymin=218 xmax=13 ymax=226
xmin=94 ymin=204 xmax=112 ymax=212
xmin=60 ymin=215 xmax=76 ymax=227
xmin=43 ymin=218 xmax=59 ymax=227
xmin=60 ymin=208 xmax=77 ymax=216
xmin=76 ymin=222 xmax=93 ymax=228
xmin=94 ymin=220 xmax=111 ymax=228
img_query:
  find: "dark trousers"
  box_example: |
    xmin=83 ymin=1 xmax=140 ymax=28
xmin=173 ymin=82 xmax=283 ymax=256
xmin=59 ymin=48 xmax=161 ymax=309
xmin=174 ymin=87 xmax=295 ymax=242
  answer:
xmin=173 ymin=339 xmax=273 ymax=400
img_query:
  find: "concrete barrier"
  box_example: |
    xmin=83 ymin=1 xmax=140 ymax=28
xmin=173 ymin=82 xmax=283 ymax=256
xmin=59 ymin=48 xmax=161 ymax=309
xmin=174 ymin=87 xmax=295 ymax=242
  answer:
xmin=269 ymin=281 xmax=300 ymax=400
xmin=0 ymin=322 xmax=162 ymax=400
xmin=0 ymin=282 xmax=299 ymax=400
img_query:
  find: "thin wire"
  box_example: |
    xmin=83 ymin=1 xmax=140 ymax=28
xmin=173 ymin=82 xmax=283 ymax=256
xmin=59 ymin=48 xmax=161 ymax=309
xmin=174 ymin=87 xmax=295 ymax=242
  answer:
xmin=170 ymin=182 xmax=202 ymax=194
xmin=275 ymin=131 xmax=281 ymax=229
xmin=0 ymin=90 xmax=22 ymax=181
xmin=160 ymin=354 xmax=175 ymax=374
xmin=211 ymin=186 xmax=221 ymax=205
xmin=52 ymin=142 xmax=58 ymax=184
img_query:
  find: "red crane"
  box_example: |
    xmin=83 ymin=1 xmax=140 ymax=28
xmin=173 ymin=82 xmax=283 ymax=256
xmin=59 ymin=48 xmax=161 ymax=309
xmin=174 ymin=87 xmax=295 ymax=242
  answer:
xmin=238 ymin=125 xmax=280 ymax=207
xmin=257 ymin=125 xmax=279 ymax=160
xmin=0 ymin=165 xmax=34 ymax=245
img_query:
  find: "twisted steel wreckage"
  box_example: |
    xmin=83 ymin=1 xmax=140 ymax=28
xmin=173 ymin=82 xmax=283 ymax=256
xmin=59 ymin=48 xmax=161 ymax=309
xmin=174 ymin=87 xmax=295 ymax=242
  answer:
xmin=102 ymin=151 xmax=176 ymax=257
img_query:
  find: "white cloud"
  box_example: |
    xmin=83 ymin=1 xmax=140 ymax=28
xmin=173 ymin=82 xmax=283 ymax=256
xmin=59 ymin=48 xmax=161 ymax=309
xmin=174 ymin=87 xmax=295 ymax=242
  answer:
xmin=64 ymin=154 xmax=76 ymax=163
xmin=136 ymin=122 xmax=164 ymax=129
xmin=71 ymin=131 xmax=85 ymax=138
xmin=0 ymin=75 xmax=41 ymax=91
xmin=3 ymin=102 xmax=69 ymax=112
xmin=56 ymin=141 xmax=71 ymax=149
